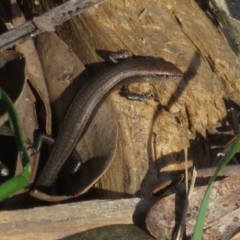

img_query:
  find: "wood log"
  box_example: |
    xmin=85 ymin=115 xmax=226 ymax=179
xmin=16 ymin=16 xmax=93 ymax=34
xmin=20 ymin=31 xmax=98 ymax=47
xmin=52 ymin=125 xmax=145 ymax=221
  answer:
xmin=50 ymin=0 xmax=240 ymax=197
xmin=0 ymin=198 xmax=155 ymax=239
xmin=19 ymin=0 xmax=240 ymax=197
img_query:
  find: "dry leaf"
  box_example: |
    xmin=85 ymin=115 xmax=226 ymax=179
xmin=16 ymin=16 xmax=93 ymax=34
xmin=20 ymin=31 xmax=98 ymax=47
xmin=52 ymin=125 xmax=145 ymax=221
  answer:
xmin=146 ymin=169 xmax=240 ymax=239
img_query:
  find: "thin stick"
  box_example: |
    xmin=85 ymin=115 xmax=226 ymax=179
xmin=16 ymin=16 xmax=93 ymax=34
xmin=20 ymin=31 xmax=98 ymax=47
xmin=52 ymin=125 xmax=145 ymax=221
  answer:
xmin=0 ymin=0 xmax=106 ymax=50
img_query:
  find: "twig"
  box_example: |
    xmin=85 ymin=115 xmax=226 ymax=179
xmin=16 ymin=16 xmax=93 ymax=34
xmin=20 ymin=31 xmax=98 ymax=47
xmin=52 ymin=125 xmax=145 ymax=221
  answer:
xmin=0 ymin=0 xmax=106 ymax=51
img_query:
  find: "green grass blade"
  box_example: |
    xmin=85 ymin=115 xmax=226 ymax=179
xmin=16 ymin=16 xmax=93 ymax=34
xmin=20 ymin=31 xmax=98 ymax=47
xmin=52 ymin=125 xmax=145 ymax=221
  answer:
xmin=193 ymin=135 xmax=240 ymax=239
xmin=0 ymin=88 xmax=31 ymax=202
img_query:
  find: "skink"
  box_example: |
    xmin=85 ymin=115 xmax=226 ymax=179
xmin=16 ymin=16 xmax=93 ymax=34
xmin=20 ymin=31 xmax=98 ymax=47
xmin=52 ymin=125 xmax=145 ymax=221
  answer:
xmin=35 ymin=54 xmax=183 ymax=188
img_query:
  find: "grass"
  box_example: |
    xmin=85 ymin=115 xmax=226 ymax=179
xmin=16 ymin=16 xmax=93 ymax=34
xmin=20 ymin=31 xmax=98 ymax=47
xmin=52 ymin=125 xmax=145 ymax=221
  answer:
xmin=192 ymin=135 xmax=240 ymax=239
xmin=0 ymin=88 xmax=31 ymax=202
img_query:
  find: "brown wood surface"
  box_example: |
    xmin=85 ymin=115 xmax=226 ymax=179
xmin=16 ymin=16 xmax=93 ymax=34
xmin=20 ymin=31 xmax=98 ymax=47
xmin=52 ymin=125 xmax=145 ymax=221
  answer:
xmin=42 ymin=0 xmax=240 ymax=197
xmin=0 ymin=198 xmax=155 ymax=239
xmin=20 ymin=0 xmax=240 ymax=202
